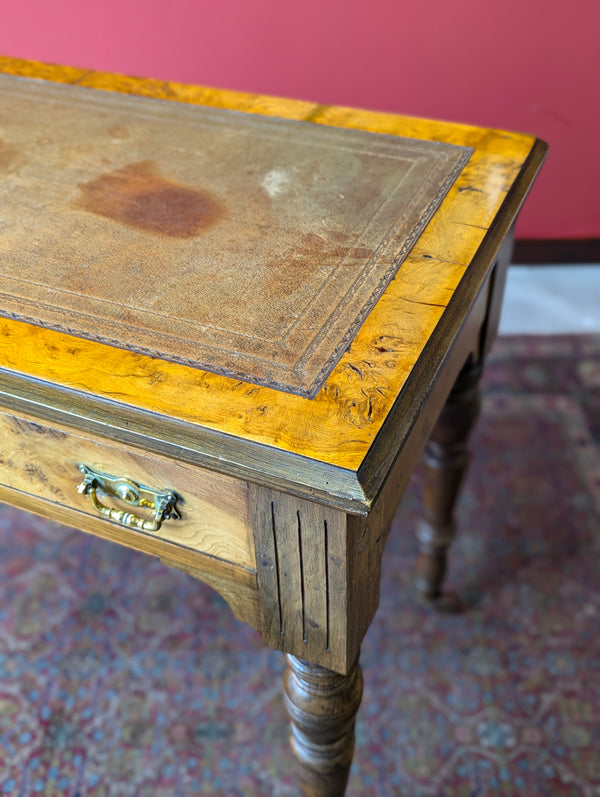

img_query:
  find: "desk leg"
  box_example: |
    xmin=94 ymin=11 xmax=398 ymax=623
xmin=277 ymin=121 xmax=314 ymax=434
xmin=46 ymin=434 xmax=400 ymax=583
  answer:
xmin=283 ymin=654 xmax=363 ymax=797
xmin=416 ymin=357 xmax=482 ymax=601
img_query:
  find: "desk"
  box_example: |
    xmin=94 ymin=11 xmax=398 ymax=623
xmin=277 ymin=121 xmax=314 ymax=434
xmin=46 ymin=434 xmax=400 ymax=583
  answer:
xmin=0 ymin=58 xmax=546 ymax=795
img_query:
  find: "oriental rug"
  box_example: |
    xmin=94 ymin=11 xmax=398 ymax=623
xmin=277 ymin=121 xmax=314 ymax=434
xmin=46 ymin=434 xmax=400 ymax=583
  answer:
xmin=0 ymin=334 xmax=598 ymax=796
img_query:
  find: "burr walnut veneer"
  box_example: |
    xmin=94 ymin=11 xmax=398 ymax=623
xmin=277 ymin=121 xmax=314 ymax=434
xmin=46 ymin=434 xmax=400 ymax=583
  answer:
xmin=0 ymin=58 xmax=546 ymax=795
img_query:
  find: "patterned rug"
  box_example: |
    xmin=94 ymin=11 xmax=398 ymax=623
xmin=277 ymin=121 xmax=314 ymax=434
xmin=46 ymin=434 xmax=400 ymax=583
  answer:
xmin=0 ymin=335 xmax=599 ymax=796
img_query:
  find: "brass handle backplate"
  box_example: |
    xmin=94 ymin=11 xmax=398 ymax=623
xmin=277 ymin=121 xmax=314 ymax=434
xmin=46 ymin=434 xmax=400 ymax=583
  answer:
xmin=76 ymin=464 xmax=180 ymax=532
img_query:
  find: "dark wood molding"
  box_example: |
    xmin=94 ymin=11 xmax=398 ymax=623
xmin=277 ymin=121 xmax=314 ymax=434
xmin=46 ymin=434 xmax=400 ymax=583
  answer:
xmin=250 ymin=484 xmax=394 ymax=674
xmin=513 ymin=239 xmax=600 ymax=264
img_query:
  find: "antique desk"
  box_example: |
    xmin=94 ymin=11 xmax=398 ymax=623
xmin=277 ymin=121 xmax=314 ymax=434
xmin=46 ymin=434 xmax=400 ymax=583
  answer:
xmin=0 ymin=58 xmax=546 ymax=795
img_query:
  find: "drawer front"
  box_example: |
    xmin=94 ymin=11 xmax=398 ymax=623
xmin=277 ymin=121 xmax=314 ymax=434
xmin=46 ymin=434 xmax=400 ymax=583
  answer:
xmin=0 ymin=409 xmax=255 ymax=569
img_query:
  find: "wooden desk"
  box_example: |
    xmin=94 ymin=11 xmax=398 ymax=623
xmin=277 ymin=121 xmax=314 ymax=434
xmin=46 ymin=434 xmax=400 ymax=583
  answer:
xmin=0 ymin=58 xmax=546 ymax=795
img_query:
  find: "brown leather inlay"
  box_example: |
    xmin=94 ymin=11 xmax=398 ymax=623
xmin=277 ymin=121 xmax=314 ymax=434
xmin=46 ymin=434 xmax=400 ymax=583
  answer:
xmin=0 ymin=76 xmax=472 ymax=397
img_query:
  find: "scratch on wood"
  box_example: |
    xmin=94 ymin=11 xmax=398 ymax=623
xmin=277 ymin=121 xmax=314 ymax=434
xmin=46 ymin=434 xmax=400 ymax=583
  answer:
xmin=454 ymin=221 xmax=488 ymax=231
xmin=402 ymin=297 xmax=446 ymax=309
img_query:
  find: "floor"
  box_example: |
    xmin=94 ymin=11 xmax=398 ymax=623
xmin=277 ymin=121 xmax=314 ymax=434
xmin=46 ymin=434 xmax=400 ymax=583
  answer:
xmin=3 ymin=335 xmax=598 ymax=795
xmin=499 ymin=265 xmax=600 ymax=335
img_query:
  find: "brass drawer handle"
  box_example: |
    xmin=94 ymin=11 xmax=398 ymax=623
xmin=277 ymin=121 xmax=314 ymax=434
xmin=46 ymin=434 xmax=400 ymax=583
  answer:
xmin=76 ymin=464 xmax=180 ymax=532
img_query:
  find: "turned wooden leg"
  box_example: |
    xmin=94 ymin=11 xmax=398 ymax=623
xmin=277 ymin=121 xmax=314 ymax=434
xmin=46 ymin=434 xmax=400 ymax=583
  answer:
xmin=416 ymin=357 xmax=483 ymax=601
xmin=283 ymin=654 xmax=363 ymax=797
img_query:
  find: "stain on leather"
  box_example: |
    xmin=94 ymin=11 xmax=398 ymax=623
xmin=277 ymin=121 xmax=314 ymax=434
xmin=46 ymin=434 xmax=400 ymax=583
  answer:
xmin=0 ymin=140 xmax=27 ymax=175
xmin=73 ymin=160 xmax=225 ymax=238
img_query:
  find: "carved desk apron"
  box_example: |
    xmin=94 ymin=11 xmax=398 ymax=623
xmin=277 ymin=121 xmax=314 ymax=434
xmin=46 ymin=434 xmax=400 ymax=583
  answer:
xmin=0 ymin=58 xmax=546 ymax=795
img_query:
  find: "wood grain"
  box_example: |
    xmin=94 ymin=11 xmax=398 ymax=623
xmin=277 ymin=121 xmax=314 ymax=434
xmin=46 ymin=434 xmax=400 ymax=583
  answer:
xmin=0 ymin=483 xmax=260 ymax=629
xmin=0 ymin=408 xmax=255 ymax=568
xmin=284 ymin=655 xmax=363 ymax=796
xmin=250 ymin=481 xmax=414 ymax=674
xmin=0 ymin=58 xmax=547 ymax=513
xmin=251 ymin=486 xmax=349 ymax=672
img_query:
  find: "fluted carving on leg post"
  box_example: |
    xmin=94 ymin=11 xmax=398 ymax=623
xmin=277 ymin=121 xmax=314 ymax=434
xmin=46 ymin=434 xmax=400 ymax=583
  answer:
xmin=416 ymin=358 xmax=483 ymax=601
xmin=283 ymin=654 xmax=363 ymax=796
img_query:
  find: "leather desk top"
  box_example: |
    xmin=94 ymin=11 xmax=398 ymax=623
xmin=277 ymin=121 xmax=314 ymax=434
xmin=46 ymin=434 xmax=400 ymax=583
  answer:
xmin=0 ymin=59 xmax=547 ymax=514
xmin=0 ymin=76 xmax=469 ymax=398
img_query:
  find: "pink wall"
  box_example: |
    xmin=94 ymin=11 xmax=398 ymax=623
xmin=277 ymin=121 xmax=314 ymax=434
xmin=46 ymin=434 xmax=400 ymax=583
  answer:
xmin=2 ymin=0 xmax=598 ymax=239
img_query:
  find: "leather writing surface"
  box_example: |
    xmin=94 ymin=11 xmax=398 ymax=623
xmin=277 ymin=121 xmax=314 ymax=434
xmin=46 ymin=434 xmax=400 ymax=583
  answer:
xmin=0 ymin=76 xmax=471 ymax=396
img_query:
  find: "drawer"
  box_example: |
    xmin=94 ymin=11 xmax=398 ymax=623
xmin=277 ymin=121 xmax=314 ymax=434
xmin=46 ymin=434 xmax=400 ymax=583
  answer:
xmin=0 ymin=409 xmax=255 ymax=570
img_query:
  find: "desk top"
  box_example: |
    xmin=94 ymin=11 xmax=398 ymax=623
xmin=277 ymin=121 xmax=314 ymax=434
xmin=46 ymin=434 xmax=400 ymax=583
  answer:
xmin=0 ymin=75 xmax=469 ymax=399
xmin=0 ymin=58 xmax=547 ymax=513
